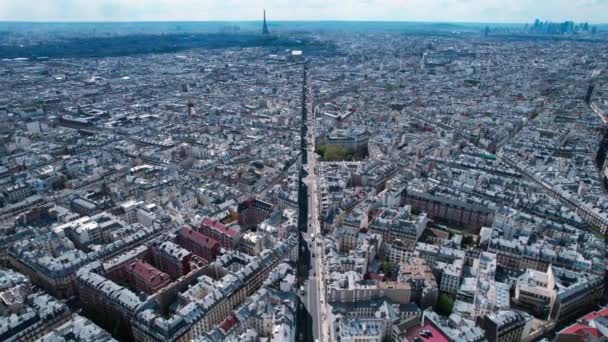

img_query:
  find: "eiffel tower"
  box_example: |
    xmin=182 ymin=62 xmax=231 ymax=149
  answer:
xmin=262 ymin=9 xmax=270 ymax=35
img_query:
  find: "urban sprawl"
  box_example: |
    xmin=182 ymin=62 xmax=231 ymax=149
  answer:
xmin=0 ymin=18 xmax=608 ymax=342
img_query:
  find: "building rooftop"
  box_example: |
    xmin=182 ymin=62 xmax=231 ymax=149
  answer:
xmin=38 ymin=315 xmax=117 ymax=342
xmin=127 ymin=260 xmax=170 ymax=288
xmin=201 ymin=217 xmax=238 ymax=237
xmin=180 ymin=226 xmax=221 ymax=250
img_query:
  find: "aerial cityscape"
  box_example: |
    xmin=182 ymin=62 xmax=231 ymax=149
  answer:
xmin=1 ymin=2 xmax=608 ymax=342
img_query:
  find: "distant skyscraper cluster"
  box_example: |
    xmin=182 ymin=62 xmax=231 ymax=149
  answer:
xmin=530 ymin=18 xmax=596 ymax=35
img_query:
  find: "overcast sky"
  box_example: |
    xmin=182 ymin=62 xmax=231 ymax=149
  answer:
xmin=1 ymin=0 xmax=607 ymax=23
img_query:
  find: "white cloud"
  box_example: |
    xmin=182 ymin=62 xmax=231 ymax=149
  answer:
xmin=0 ymin=0 xmax=607 ymax=23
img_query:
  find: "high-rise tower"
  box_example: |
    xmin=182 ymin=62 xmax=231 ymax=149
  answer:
xmin=262 ymin=9 xmax=270 ymax=35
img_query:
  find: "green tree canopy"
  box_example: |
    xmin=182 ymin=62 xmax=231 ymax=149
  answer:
xmin=437 ymin=293 xmax=455 ymax=316
xmin=324 ymin=145 xmax=349 ymax=161
xmin=316 ymin=144 xmax=358 ymax=161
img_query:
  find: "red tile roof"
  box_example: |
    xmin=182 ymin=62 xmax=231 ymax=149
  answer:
xmin=405 ymin=323 xmax=449 ymax=342
xmin=180 ymin=227 xmax=220 ymax=249
xmin=561 ymin=324 xmax=601 ymax=338
xmin=367 ymin=273 xmax=385 ymax=281
xmin=219 ymin=314 xmax=239 ymax=333
xmin=559 ymin=306 xmax=608 ymax=339
xmin=128 ymin=260 xmax=170 ymax=287
xmin=582 ymin=307 xmax=608 ymax=323
xmin=201 ymin=217 xmax=238 ymax=237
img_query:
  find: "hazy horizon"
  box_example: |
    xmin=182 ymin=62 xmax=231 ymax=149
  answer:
xmin=1 ymin=0 xmax=607 ymax=24
xmin=0 ymin=19 xmax=539 ymax=25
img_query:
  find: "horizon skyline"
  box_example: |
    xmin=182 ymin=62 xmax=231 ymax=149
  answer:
xmin=1 ymin=18 xmax=606 ymax=25
xmin=1 ymin=1 xmax=608 ymax=24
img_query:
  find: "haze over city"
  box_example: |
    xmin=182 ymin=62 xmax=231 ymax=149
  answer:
xmin=1 ymin=0 xmax=608 ymax=22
